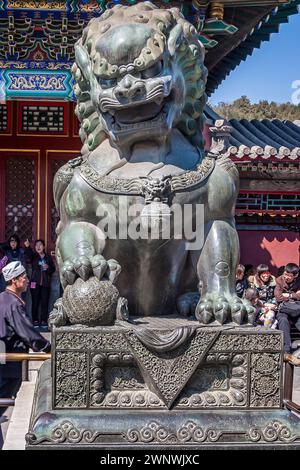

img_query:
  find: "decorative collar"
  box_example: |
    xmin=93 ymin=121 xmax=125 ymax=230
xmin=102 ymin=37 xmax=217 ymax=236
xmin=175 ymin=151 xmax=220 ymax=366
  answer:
xmin=78 ymin=156 xmax=215 ymax=199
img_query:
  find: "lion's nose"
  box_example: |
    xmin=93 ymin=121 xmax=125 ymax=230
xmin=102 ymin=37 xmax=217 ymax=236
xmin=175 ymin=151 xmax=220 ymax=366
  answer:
xmin=115 ymin=77 xmax=145 ymax=101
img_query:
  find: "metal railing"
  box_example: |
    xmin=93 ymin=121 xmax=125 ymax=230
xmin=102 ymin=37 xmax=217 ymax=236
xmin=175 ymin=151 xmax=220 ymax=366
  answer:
xmin=283 ymin=359 xmax=300 ymax=415
xmin=0 ymin=398 xmax=15 ymax=407
xmin=1 ymin=353 xmax=51 ymax=362
xmin=0 ymin=353 xmax=51 ymax=407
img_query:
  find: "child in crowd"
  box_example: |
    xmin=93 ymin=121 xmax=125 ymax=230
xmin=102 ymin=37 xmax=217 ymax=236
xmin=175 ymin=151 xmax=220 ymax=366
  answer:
xmin=244 ymin=287 xmax=277 ymax=328
xmin=24 ymin=239 xmax=55 ymax=328
xmin=236 ymin=264 xmax=248 ymax=298
xmin=244 ymin=264 xmax=256 ymax=278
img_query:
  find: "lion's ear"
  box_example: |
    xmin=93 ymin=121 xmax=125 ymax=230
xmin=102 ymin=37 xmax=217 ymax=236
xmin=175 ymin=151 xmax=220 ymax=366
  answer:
xmin=167 ymin=24 xmax=183 ymax=57
xmin=75 ymin=41 xmax=92 ymax=81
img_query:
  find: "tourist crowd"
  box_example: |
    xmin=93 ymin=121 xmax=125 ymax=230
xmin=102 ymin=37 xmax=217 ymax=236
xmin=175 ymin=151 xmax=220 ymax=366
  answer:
xmin=236 ymin=262 xmax=300 ymax=365
xmin=0 ymin=234 xmax=55 ymax=329
xmin=0 ymin=235 xmax=53 ymax=400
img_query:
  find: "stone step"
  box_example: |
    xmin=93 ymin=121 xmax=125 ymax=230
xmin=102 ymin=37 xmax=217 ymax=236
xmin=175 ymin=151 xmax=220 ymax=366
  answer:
xmin=2 ymin=379 xmax=36 ymax=450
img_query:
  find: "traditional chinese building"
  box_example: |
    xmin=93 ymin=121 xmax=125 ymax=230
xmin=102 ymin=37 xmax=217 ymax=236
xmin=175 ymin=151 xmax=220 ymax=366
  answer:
xmin=205 ymin=109 xmax=300 ymax=271
xmin=0 ymin=0 xmax=299 ymax=272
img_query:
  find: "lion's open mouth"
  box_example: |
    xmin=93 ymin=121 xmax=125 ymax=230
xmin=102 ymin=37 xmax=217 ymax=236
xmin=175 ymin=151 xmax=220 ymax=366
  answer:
xmin=103 ymin=95 xmax=172 ymax=133
xmin=113 ymin=101 xmax=163 ymax=124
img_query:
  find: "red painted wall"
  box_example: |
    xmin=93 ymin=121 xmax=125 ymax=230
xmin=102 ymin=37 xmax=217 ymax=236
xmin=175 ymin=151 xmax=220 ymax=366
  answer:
xmin=239 ymin=230 xmax=300 ymax=274
xmin=0 ymin=101 xmax=81 ymax=249
xmin=203 ymin=122 xmax=211 ymax=150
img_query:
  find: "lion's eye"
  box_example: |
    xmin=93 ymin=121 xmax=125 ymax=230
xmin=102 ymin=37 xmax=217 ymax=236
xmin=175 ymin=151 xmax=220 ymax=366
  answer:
xmin=98 ymin=77 xmax=117 ymax=89
xmin=141 ymin=61 xmax=162 ymax=79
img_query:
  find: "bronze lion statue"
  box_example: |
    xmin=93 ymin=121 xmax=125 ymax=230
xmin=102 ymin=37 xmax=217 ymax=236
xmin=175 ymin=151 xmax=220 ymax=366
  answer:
xmin=51 ymin=1 xmax=254 ymax=327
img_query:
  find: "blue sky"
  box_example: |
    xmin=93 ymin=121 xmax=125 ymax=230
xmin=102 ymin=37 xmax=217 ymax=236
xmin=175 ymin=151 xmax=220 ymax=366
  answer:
xmin=209 ymin=12 xmax=300 ymax=105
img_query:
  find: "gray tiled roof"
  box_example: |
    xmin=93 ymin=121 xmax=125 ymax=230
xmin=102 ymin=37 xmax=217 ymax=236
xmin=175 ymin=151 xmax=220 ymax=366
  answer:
xmin=228 ymin=118 xmax=300 ymax=159
xmin=204 ymin=106 xmax=300 ymax=159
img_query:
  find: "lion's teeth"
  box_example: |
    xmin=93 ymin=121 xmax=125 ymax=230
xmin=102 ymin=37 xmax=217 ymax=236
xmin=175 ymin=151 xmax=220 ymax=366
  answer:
xmin=113 ymin=110 xmax=166 ymax=132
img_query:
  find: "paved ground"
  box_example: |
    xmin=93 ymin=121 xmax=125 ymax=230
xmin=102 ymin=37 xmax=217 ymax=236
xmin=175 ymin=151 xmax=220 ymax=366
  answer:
xmin=0 ymin=331 xmax=50 ymax=449
xmin=2 ymin=382 xmax=35 ymax=450
xmin=0 ymin=357 xmax=44 ymax=450
xmin=293 ymin=366 xmax=300 ymax=404
xmin=0 ymin=406 xmax=13 ymax=449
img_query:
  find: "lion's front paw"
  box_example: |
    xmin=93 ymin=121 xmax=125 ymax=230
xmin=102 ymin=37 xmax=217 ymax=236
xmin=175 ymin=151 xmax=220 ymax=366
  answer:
xmin=195 ymin=295 xmax=215 ymax=324
xmin=214 ymin=296 xmax=231 ymax=324
xmin=195 ymin=294 xmax=255 ymax=326
xmin=229 ymin=298 xmax=248 ymax=325
xmin=61 ymin=255 xmax=121 ymax=286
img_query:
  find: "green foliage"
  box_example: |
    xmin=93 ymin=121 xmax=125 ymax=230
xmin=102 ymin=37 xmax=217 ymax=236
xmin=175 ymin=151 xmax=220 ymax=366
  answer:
xmin=211 ymin=96 xmax=300 ymax=121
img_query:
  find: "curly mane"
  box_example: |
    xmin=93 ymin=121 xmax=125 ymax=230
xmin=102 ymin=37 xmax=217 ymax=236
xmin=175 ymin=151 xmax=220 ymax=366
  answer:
xmin=72 ymin=1 xmax=208 ymax=153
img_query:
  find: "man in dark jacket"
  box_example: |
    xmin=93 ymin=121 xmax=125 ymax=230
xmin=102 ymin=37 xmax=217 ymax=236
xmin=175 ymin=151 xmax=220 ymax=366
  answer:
xmin=275 ymin=263 xmax=300 ymax=365
xmin=0 ymin=261 xmax=51 ymax=398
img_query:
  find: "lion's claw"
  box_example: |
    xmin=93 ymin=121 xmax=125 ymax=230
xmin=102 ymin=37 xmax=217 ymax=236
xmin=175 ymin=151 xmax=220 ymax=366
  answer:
xmin=73 ymin=255 xmax=93 ymax=281
xmin=231 ymin=301 xmax=247 ymax=325
xmin=107 ymin=259 xmax=122 ymax=284
xmin=61 ymin=260 xmax=77 ymax=285
xmin=214 ymin=297 xmax=230 ymax=324
xmin=91 ymin=255 xmax=108 ymax=280
xmin=195 ymin=294 xmax=254 ymax=326
xmin=61 ymin=255 xmax=121 ymax=285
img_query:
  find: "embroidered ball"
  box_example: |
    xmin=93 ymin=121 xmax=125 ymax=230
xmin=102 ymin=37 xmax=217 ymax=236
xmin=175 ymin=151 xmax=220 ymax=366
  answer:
xmin=62 ymin=276 xmax=119 ymax=326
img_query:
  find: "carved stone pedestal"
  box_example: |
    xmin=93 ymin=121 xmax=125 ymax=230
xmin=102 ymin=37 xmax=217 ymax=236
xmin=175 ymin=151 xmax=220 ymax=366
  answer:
xmin=26 ymin=318 xmax=300 ymax=449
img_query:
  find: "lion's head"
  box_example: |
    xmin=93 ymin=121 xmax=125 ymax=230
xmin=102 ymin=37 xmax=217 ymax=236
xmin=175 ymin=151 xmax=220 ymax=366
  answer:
xmin=72 ymin=1 xmax=207 ymax=155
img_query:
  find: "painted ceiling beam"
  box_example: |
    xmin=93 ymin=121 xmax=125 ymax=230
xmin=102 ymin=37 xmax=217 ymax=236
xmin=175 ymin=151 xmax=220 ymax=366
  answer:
xmin=218 ymin=0 xmax=289 ymax=5
xmin=197 ymin=0 xmax=288 ymax=4
xmin=206 ymin=0 xmax=300 ymax=94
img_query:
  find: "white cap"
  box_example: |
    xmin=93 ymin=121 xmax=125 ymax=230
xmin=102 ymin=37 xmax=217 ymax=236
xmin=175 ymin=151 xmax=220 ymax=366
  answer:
xmin=2 ymin=261 xmax=26 ymax=282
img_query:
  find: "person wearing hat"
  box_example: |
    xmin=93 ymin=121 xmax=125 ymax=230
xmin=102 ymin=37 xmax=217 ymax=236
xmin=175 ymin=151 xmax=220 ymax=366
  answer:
xmin=0 ymin=261 xmax=51 ymax=399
